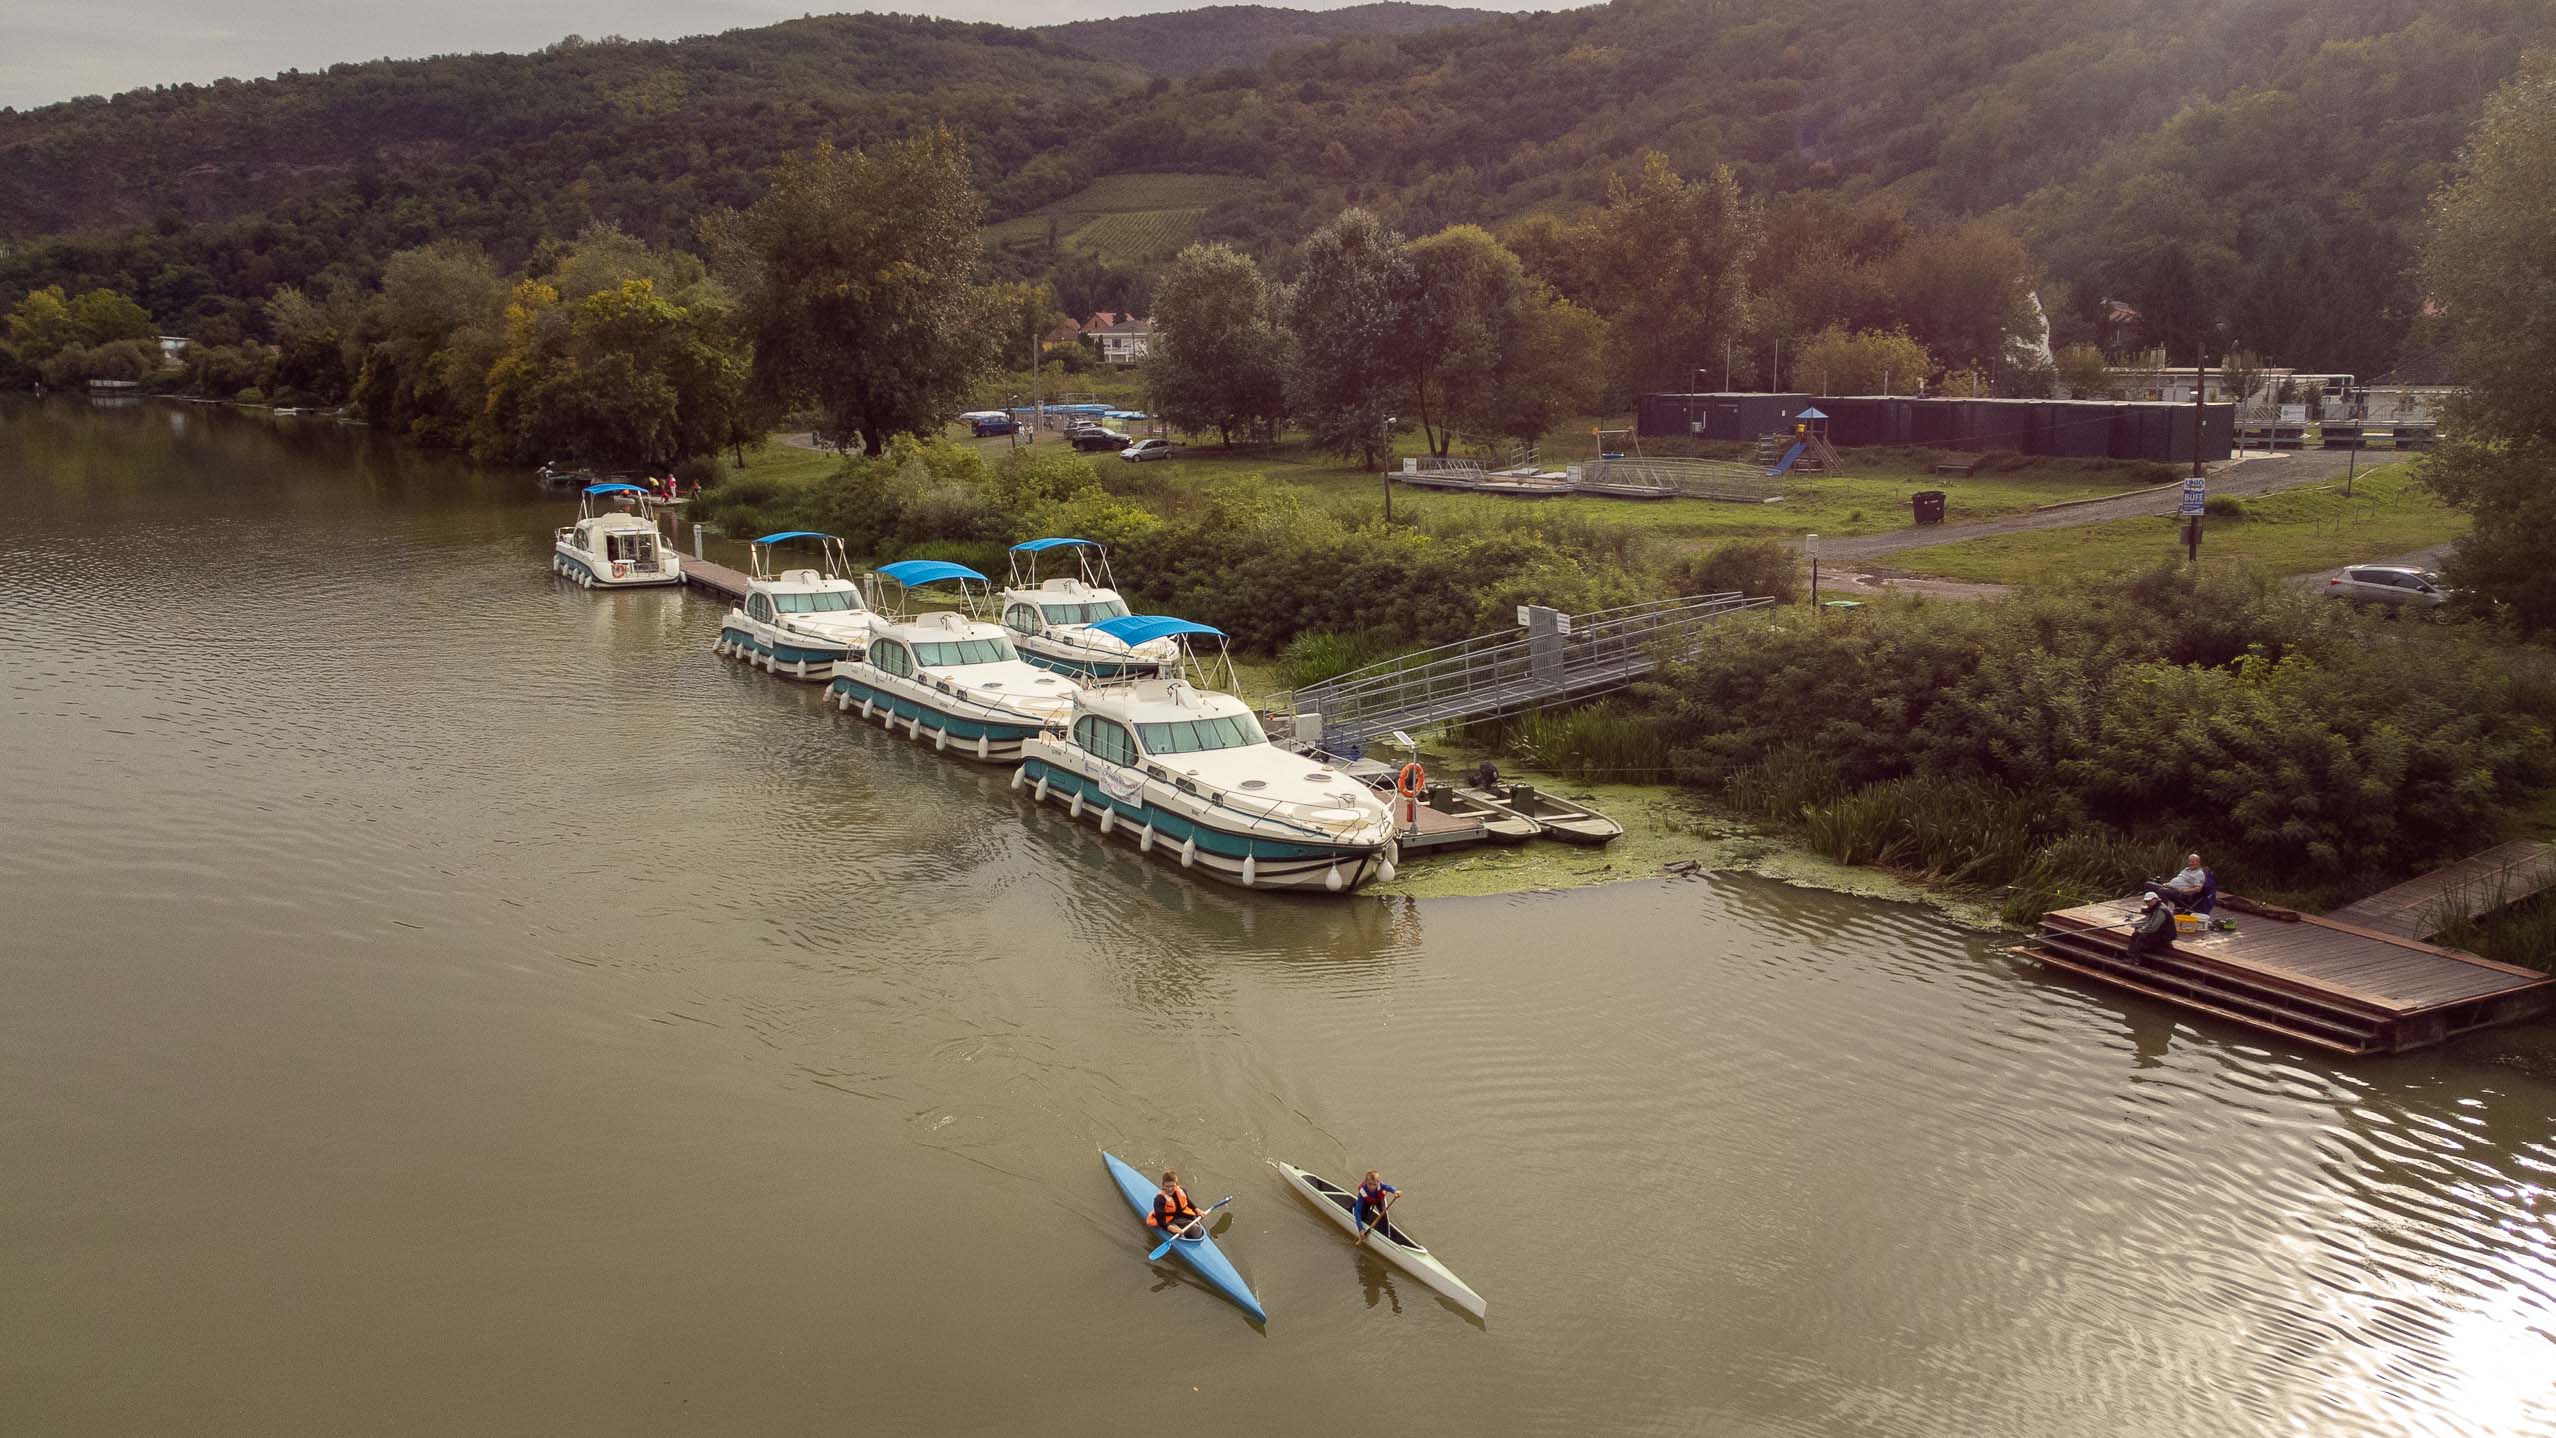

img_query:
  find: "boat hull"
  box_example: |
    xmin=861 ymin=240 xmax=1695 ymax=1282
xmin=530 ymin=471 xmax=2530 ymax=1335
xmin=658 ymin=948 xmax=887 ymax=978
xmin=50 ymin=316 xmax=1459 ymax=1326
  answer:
xmin=717 ymin=621 xmax=858 ymax=680
xmin=553 ymin=546 xmax=682 ymax=588
xmin=1277 ymin=1162 xmax=1485 ymax=1318
xmin=826 ymin=674 xmax=1049 ymax=764
xmin=1102 ymin=1152 xmax=1266 ymax=1322
xmin=1019 ymin=755 xmax=1389 ymax=894
xmin=1016 ymin=641 xmax=1172 ymax=682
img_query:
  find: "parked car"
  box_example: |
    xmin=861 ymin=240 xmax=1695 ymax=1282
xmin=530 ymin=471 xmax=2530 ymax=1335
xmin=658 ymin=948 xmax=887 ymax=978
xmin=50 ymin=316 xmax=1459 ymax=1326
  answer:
xmin=2323 ymin=564 xmax=2452 ymax=609
xmin=1069 ymin=426 xmax=1131 ymax=452
xmin=964 ymin=412 xmax=1016 ymax=437
xmin=1120 ymin=438 xmax=1174 ymax=463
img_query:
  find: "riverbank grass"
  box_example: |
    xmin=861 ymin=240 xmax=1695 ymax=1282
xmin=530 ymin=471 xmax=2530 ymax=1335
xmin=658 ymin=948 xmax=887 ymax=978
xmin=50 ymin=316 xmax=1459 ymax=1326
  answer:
xmin=1880 ymin=463 xmax=2466 ymax=585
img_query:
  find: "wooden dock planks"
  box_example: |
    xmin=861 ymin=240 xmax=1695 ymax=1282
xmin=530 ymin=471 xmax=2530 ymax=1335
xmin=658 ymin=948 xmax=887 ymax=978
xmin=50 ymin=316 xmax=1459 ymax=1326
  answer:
xmin=2322 ymin=841 xmax=2556 ymax=941
xmin=681 ymin=556 xmax=748 ymax=603
xmin=2021 ymin=896 xmax=2551 ymax=1055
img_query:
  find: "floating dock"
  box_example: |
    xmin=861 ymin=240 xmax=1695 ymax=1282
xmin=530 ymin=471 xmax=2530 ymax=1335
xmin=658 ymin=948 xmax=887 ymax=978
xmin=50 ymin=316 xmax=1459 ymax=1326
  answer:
xmin=681 ymin=555 xmax=748 ymax=603
xmin=2322 ymin=841 xmax=2556 ymax=941
xmin=2019 ymin=897 xmax=2552 ymax=1055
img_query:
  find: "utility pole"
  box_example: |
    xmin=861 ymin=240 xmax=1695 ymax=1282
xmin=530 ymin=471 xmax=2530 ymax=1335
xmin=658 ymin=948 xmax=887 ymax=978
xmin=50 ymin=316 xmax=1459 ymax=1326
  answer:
xmin=2187 ymin=349 xmax=2206 ymax=563
xmin=1772 ymin=334 xmax=1781 ymax=392
xmin=1724 ymin=339 xmax=1732 ymax=393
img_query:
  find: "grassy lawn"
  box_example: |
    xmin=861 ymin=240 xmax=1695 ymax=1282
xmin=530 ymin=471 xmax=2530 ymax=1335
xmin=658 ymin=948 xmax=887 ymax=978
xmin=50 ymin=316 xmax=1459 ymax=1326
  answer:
xmin=1881 ymin=462 xmax=2468 ymax=586
xmin=982 ymin=173 xmax=1260 ymax=262
xmin=717 ymin=420 xmax=2205 ymax=564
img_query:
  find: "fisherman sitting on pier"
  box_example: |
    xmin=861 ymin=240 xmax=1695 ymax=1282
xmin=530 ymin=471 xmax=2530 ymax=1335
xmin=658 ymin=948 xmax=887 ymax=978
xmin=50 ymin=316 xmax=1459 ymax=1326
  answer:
xmin=2144 ymin=853 xmax=2216 ymax=914
xmin=2124 ymin=893 xmax=2178 ymax=961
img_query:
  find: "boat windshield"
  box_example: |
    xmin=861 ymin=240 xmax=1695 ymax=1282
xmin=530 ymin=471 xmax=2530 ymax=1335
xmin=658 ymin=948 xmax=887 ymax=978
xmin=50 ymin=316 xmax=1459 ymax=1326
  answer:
xmin=912 ymin=637 xmax=1015 ymax=666
xmin=1136 ymin=713 xmax=1266 ymax=754
xmin=1041 ymin=598 xmax=1130 ymax=625
xmin=775 ymin=589 xmax=863 ymax=613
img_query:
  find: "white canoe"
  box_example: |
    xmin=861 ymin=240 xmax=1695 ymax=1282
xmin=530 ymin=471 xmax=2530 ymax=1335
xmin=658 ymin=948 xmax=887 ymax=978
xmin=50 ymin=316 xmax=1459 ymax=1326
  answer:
xmin=1277 ymin=1162 xmax=1487 ymax=1317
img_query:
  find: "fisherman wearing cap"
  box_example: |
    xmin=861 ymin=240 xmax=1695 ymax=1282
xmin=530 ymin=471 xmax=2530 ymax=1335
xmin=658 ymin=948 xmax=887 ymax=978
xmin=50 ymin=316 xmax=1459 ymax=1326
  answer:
xmin=2124 ymin=892 xmax=2178 ymax=961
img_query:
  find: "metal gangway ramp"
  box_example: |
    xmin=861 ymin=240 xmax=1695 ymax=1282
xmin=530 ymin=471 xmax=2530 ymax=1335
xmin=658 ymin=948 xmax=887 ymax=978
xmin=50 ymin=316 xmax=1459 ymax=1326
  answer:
xmin=1289 ymin=592 xmax=1774 ymax=753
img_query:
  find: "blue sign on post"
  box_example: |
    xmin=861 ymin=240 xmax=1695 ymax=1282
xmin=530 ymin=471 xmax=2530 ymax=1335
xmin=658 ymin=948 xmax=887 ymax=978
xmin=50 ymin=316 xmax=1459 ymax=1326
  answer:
xmin=2180 ymin=477 xmax=2207 ymax=517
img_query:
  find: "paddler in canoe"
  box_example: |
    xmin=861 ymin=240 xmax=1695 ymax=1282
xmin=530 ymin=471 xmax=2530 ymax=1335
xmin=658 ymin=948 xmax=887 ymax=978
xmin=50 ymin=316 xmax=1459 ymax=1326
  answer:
xmin=1351 ymin=1170 xmax=1399 ymax=1244
xmin=1147 ymin=1170 xmax=1205 ymax=1240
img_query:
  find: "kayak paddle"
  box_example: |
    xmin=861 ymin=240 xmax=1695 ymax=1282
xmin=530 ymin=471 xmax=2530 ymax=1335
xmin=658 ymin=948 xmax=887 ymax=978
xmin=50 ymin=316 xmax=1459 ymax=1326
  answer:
xmin=1149 ymin=1195 xmax=1233 ymax=1260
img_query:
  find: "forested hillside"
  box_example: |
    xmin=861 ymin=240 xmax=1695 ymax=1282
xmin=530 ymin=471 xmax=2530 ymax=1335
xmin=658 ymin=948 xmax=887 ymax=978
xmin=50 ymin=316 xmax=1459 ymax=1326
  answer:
xmin=0 ymin=15 xmax=1139 ymax=310
xmin=1038 ymin=4 xmax=1483 ymax=77
xmin=1083 ymin=0 xmax=2552 ymax=371
xmin=1 ymin=0 xmax=2544 ymax=378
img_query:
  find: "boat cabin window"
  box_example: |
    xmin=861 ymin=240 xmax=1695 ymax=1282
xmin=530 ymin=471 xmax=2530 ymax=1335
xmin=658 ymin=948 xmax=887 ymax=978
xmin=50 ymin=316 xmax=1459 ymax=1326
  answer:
xmin=774 ymin=589 xmax=862 ymax=614
xmin=870 ymin=641 xmax=913 ymax=678
xmin=1040 ymin=598 xmax=1131 ymax=625
xmin=1004 ymin=603 xmax=1041 ymax=635
xmin=1136 ymin=713 xmax=1266 ymax=755
xmin=605 ymin=532 xmax=658 ymax=561
xmin=911 ymin=637 xmax=1015 ymax=667
xmin=1073 ymin=716 xmax=1139 ymax=768
xmin=749 ymin=594 xmax=773 ymax=622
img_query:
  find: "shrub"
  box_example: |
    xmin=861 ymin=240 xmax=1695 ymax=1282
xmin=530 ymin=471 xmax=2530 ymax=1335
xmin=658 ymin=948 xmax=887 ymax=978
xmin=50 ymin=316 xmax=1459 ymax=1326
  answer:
xmin=1668 ymin=539 xmax=1799 ymax=603
xmin=2204 ymin=494 xmax=2248 ymax=518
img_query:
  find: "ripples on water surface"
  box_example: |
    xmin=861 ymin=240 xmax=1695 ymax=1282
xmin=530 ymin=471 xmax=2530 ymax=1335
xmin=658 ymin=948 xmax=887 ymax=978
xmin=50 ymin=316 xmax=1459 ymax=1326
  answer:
xmin=2 ymin=400 xmax=2552 ymax=1435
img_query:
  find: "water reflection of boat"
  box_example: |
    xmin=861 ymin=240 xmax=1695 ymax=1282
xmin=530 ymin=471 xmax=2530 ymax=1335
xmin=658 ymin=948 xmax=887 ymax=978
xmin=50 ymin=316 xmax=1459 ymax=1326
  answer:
xmin=1018 ymin=618 xmax=1398 ymax=893
xmin=824 ymin=561 xmax=1077 ymax=763
xmin=713 ymin=531 xmax=887 ymax=680
xmin=998 ymin=538 xmax=1177 ymax=680
xmin=551 ymin=483 xmax=681 ymax=588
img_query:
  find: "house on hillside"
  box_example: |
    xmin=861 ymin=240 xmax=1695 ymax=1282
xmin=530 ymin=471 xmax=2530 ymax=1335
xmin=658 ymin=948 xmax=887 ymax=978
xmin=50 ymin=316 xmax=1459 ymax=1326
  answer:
xmin=1090 ymin=316 xmax=1153 ymax=365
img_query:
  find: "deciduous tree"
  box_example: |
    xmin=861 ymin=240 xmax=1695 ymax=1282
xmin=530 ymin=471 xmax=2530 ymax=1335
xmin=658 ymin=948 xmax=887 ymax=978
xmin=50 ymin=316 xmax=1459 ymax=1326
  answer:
xmin=1149 ymin=243 xmax=1284 ymax=446
xmin=1279 ymin=208 xmax=1413 ymax=468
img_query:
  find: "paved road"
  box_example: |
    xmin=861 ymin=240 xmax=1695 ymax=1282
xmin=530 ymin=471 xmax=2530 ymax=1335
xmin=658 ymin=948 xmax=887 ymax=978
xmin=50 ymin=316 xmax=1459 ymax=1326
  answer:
xmin=1821 ymin=449 xmax=2373 ymax=563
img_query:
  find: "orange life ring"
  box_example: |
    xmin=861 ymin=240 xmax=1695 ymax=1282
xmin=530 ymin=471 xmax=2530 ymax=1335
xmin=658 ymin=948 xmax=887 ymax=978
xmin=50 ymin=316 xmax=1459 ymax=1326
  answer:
xmin=612 ymin=561 xmax=630 ymax=578
xmin=1395 ymin=762 xmax=1426 ymax=798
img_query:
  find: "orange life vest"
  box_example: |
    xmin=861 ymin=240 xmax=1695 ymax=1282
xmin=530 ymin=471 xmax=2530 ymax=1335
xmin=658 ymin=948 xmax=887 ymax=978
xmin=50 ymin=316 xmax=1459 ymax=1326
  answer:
xmin=1149 ymin=1184 xmax=1199 ymax=1229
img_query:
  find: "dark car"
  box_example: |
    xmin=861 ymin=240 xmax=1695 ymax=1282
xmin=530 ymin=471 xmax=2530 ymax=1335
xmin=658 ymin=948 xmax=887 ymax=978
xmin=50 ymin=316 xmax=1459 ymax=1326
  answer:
xmin=1068 ymin=426 xmax=1131 ymax=452
xmin=966 ymin=412 xmax=1017 ymax=437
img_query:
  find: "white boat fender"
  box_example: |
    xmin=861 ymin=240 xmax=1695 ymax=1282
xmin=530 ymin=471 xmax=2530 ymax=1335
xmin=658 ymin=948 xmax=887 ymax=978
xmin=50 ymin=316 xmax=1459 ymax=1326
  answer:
xmin=934 ymin=728 xmax=948 ymax=752
xmin=976 ymin=734 xmax=990 ymax=760
xmin=1099 ymin=806 xmax=1115 ymax=835
xmin=1325 ymin=861 xmax=1343 ymax=893
xmin=1378 ymin=856 xmax=1397 ymax=883
xmin=1140 ymin=823 xmax=1155 ymax=854
xmin=1034 ymin=776 xmax=1050 ymax=803
xmin=1180 ymin=836 xmax=1196 ymax=869
xmin=1069 ymin=791 xmax=1085 ymax=819
xmin=1241 ymin=853 xmax=1258 ymax=887
xmin=1010 ymin=767 xmax=1026 ymax=791
xmin=858 ymin=696 xmax=873 ymax=719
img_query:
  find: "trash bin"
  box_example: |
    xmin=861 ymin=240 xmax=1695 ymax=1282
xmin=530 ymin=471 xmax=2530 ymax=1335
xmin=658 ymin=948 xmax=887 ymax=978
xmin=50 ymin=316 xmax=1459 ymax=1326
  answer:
xmin=1912 ymin=490 xmax=1946 ymax=525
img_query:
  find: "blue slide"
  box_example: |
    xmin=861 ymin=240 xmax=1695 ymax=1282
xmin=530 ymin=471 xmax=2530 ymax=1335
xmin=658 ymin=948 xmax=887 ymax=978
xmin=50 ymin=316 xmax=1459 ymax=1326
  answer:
xmin=1766 ymin=440 xmax=1807 ymax=476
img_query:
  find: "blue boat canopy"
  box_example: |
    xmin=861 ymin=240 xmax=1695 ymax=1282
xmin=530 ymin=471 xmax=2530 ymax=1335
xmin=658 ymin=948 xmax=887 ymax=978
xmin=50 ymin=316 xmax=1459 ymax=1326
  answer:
xmin=752 ymin=530 xmax=837 ymax=545
xmin=1090 ymin=614 xmax=1227 ymax=647
xmin=877 ymin=559 xmax=987 ymax=588
xmin=583 ymin=482 xmax=650 ymax=496
xmin=1010 ymin=537 xmax=1098 ymax=553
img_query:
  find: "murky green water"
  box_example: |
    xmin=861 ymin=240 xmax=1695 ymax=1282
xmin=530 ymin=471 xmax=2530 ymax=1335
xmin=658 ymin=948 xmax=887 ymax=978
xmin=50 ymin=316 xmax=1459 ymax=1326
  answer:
xmin=4 ymin=399 xmax=2553 ymax=1435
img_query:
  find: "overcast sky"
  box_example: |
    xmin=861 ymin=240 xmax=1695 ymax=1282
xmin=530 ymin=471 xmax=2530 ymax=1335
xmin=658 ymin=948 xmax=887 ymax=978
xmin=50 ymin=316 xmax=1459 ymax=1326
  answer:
xmin=1 ymin=1 xmax=1522 ymax=110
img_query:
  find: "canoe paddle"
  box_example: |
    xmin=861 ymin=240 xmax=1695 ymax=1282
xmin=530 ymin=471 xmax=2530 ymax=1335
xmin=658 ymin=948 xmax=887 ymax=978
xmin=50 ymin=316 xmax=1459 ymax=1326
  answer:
xmin=1354 ymin=1191 xmax=1397 ymax=1247
xmin=1148 ymin=1195 xmax=1233 ymax=1260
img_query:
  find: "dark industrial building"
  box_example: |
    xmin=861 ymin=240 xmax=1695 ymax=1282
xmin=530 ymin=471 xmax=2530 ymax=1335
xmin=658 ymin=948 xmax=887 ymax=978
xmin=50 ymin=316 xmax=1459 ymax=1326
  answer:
xmin=1638 ymin=392 xmax=2234 ymax=464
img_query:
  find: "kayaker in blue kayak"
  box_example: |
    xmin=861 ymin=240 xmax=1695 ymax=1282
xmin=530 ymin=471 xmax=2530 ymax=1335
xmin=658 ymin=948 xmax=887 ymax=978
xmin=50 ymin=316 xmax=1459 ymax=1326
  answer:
xmin=1147 ymin=1170 xmax=1204 ymax=1240
xmin=1352 ymin=1170 xmax=1399 ymax=1244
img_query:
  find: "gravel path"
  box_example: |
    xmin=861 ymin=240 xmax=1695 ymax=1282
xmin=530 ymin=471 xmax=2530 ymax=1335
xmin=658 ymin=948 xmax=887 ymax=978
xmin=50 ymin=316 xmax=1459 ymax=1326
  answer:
xmin=1819 ymin=449 xmax=2369 ymax=563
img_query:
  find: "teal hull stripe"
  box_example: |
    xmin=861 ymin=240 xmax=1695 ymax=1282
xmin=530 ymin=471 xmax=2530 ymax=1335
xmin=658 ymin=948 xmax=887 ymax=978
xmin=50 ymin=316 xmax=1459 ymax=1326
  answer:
xmin=1021 ymin=758 xmax=1372 ymax=863
xmin=724 ymin=626 xmax=851 ymax=666
xmin=827 ymin=677 xmax=1044 ymax=744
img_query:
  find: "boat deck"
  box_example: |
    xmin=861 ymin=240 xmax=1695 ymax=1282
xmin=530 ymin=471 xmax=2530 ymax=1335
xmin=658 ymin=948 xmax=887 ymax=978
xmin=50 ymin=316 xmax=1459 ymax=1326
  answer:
xmin=1391 ymin=798 xmax=1492 ymax=853
xmin=2019 ymin=897 xmax=2551 ymax=1055
xmin=2322 ymin=841 xmax=2556 ymax=940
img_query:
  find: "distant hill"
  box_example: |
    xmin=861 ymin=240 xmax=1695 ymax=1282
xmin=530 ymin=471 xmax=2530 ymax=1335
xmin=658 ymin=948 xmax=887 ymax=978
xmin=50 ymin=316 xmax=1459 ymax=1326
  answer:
xmin=1037 ymin=4 xmax=1488 ymax=77
xmin=2 ymin=0 xmax=2546 ymax=377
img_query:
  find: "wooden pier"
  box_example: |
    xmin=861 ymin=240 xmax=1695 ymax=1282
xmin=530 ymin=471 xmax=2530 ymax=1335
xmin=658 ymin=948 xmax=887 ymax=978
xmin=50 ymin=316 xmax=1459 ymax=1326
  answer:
xmin=2322 ymin=841 xmax=2556 ymax=941
xmin=2019 ymin=897 xmax=2551 ymax=1055
xmin=682 ymin=555 xmax=748 ymax=603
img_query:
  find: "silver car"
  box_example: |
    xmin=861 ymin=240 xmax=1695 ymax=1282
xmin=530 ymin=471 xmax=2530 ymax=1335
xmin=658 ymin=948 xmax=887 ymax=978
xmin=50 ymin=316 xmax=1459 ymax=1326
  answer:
xmin=2323 ymin=565 xmax=2451 ymax=608
xmin=1119 ymin=438 xmax=1174 ymax=463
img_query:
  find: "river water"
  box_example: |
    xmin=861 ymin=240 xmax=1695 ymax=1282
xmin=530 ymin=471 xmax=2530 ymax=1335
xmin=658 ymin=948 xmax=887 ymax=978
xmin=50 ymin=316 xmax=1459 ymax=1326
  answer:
xmin=3 ymin=399 xmax=2552 ymax=1436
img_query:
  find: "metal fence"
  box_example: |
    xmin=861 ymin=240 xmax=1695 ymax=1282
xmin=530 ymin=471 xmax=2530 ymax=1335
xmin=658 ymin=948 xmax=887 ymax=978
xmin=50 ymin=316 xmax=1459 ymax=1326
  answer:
xmin=1288 ymin=592 xmax=1776 ymax=752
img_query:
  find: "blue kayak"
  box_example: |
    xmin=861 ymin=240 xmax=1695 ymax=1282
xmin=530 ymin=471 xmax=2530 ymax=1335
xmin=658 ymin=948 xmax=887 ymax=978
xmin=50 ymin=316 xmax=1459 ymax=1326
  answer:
xmin=1100 ymin=1150 xmax=1268 ymax=1322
